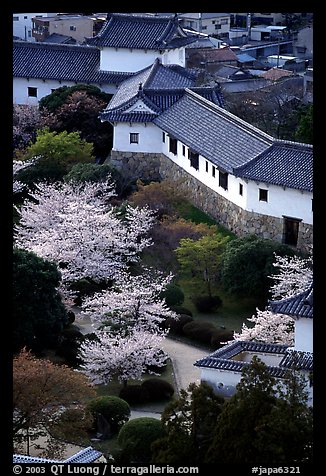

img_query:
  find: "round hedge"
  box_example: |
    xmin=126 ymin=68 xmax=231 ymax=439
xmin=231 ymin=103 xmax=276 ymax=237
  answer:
xmin=163 ymin=314 xmax=194 ymax=335
xmin=119 ymin=385 xmax=149 ymax=404
xmin=117 ymin=417 xmax=165 ymax=463
xmin=160 ymin=283 xmax=185 ymax=307
xmin=182 ymin=320 xmax=218 ymax=345
xmin=141 ymin=378 xmax=174 ymax=401
xmin=87 ymin=396 xmax=130 ymax=434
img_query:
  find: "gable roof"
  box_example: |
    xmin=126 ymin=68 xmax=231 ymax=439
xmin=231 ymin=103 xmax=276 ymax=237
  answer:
xmin=100 ymin=60 xmax=224 ymax=123
xmin=234 ymin=141 xmax=313 ymax=192
xmin=154 ymin=89 xmax=273 ymax=172
xmin=268 ymin=283 xmax=313 ymax=318
xmin=13 ymin=40 xmax=134 ymax=85
xmin=86 ymin=13 xmax=197 ymax=49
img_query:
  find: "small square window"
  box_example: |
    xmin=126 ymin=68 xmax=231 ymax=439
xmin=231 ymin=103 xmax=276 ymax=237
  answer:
xmin=205 ymin=161 xmax=208 ymax=173
xmin=169 ymin=137 xmax=178 ymax=155
xmin=28 ymin=87 xmax=37 ymax=98
xmin=212 ymin=166 xmax=216 ymax=178
xmin=162 ymin=132 xmax=165 ymax=143
xmin=239 ymin=183 xmax=243 ymax=196
xmin=130 ymin=133 xmax=139 ymax=144
xmin=70 ymin=25 xmax=77 ymax=31
xmin=259 ymin=189 xmax=268 ymax=202
xmin=182 ymin=145 xmax=186 ymax=156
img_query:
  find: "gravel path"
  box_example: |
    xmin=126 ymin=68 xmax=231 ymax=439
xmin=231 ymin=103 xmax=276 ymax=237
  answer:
xmin=74 ymin=311 xmax=210 ymax=395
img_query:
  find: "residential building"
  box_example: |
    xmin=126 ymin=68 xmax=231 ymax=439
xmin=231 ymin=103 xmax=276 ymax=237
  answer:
xmin=13 ymin=13 xmax=53 ymax=42
xmin=178 ymin=13 xmax=231 ymax=39
xmin=31 ymin=14 xmax=105 ymax=43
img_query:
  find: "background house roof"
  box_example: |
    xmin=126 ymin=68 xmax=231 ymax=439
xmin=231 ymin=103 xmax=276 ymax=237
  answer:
xmin=86 ymin=13 xmax=197 ymax=49
xmin=13 ymin=40 xmax=134 ymax=85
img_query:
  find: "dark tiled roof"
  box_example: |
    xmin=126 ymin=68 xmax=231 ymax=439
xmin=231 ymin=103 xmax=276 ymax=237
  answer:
xmin=13 ymin=447 xmax=103 ymax=464
xmin=106 ymin=59 xmax=197 ymax=111
xmin=13 ymin=40 xmax=134 ymax=85
xmin=234 ymin=141 xmax=313 ymax=192
xmin=87 ymin=13 xmax=197 ymax=49
xmin=100 ymin=60 xmax=224 ymax=123
xmin=44 ymin=33 xmax=76 ymax=44
xmin=268 ymin=283 xmax=313 ymax=318
xmin=279 ymin=349 xmax=313 ymax=370
xmin=154 ymin=89 xmax=273 ymax=172
xmin=194 ymin=340 xmax=289 ymax=377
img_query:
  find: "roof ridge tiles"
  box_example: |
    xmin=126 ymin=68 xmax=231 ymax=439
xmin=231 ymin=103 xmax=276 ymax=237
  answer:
xmin=184 ymin=88 xmax=274 ymax=145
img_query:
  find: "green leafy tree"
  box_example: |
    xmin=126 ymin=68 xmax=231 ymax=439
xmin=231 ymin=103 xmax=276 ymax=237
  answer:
xmin=13 ymin=247 xmax=68 ymax=352
xmin=41 ymin=89 xmax=113 ymax=158
xmin=16 ymin=128 xmax=94 ymax=186
xmin=295 ymin=104 xmax=313 ymax=144
xmin=151 ymin=382 xmax=224 ymax=464
xmin=220 ymin=234 xmax=296 ymax=299
xmin=206 ymin=357 xmax=313 ymax=464
xmin=175 ymin=233 xmax=231 ymax=297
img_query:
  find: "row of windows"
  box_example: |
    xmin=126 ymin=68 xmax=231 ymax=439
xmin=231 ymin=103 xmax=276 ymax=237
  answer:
xmin=164 ymin=133 xmax=272 ymax=200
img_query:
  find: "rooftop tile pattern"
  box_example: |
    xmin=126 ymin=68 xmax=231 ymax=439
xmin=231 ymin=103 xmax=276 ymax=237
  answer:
xmin=268 ymin=283 xmax=313 ymax=318
xmin=234 ymin=141 xmax=313 ymax=192
xmin=154 ymin=89 xmax=273 ymax=172
xmin=87 ymin=13 xmax=197 ymax=49
xmin=279 ymin=349 xmax=313 ymax=370
xmin=13 ymin=447 xmax=102 ymax=464
xmin=13 ymin=40 xmax=134 ymax=85
xmin=194 ymin=340 xmax=290 ymax=377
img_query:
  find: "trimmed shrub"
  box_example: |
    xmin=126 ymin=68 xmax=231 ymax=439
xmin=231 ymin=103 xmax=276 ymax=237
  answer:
xmin=210 ymin=329 xmax=234 ymax=349
xmin=119 ymin=385 xmax=149 ymax=405
xmin=163 ymin=314 xmax=194 ymax=335
xmin=117 ymin=417 xmax=166 ymax=463
xmin=192 ymin=295 xmax=223 ymax=312
xmin=87 ymin=396 xmax=130 ymax=435
xmin=160 ymin=283 xmax=184 ymax=307
xmin=182 ymin=321 xmax=218 ymax=345
xmin=141 ymin=378 xmax=174 ymax=401
xmin=169 ymin=305 xmax=193 ymax=317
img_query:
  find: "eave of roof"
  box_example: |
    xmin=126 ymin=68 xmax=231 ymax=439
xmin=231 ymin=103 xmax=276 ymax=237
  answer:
xmin=268 ymin=282 xmax=313 ymax=318
xmin=13 ymin=40 xmax=134 ymax=85
xmin=86 ymin=12 xmax=193 ymax=49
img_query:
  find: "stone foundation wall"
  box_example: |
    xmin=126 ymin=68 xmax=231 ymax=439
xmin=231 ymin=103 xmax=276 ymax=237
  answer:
xmin=108 ymin=151 xmax=313 ymax=253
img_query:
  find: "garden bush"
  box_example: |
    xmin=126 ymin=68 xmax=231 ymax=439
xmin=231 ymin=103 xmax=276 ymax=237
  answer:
xmin=160 ymin=283 xmax=184 ymax=307
xmin=192 ymin=295 xmax=223 ymax=312
xmin=87 ymin=396 xmax=130 ymax=435
xmin=141 ymin=378 xmax=174 ymax=401
xmin=182 ymin=321 xmax=219 ymax=345
xmin=117 ymin=417 xmax=166 ymax=464
xmin=210 ymin=329 xmax=234 ymax=349
xmin=163 ymin=314 xmax=194 ymax=335
xmin=119 ymin=385 xmax=149 ymax=405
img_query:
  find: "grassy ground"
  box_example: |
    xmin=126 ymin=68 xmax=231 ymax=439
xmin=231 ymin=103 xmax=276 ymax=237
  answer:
xmin=178 ymin=277 xmax=264 ymax=333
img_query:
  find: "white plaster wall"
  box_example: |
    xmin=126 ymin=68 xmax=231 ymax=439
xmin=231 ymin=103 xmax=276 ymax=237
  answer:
xmin=13 ymin=78 xmax=117 ymax=105
xmin=112 ymin=123 xmax=163 ymax=153
xmin=246 ymin=181 xmax=313 ymax=225
xmin=295 ymin=319 xmax=313 ymax=352
xmin=100 ymin=48 xmax=163 ymax=72
xmin=200 ymin=367 xmax=241 ymax=395
xmin=161 ymin=48 xmax=185 ymax=67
